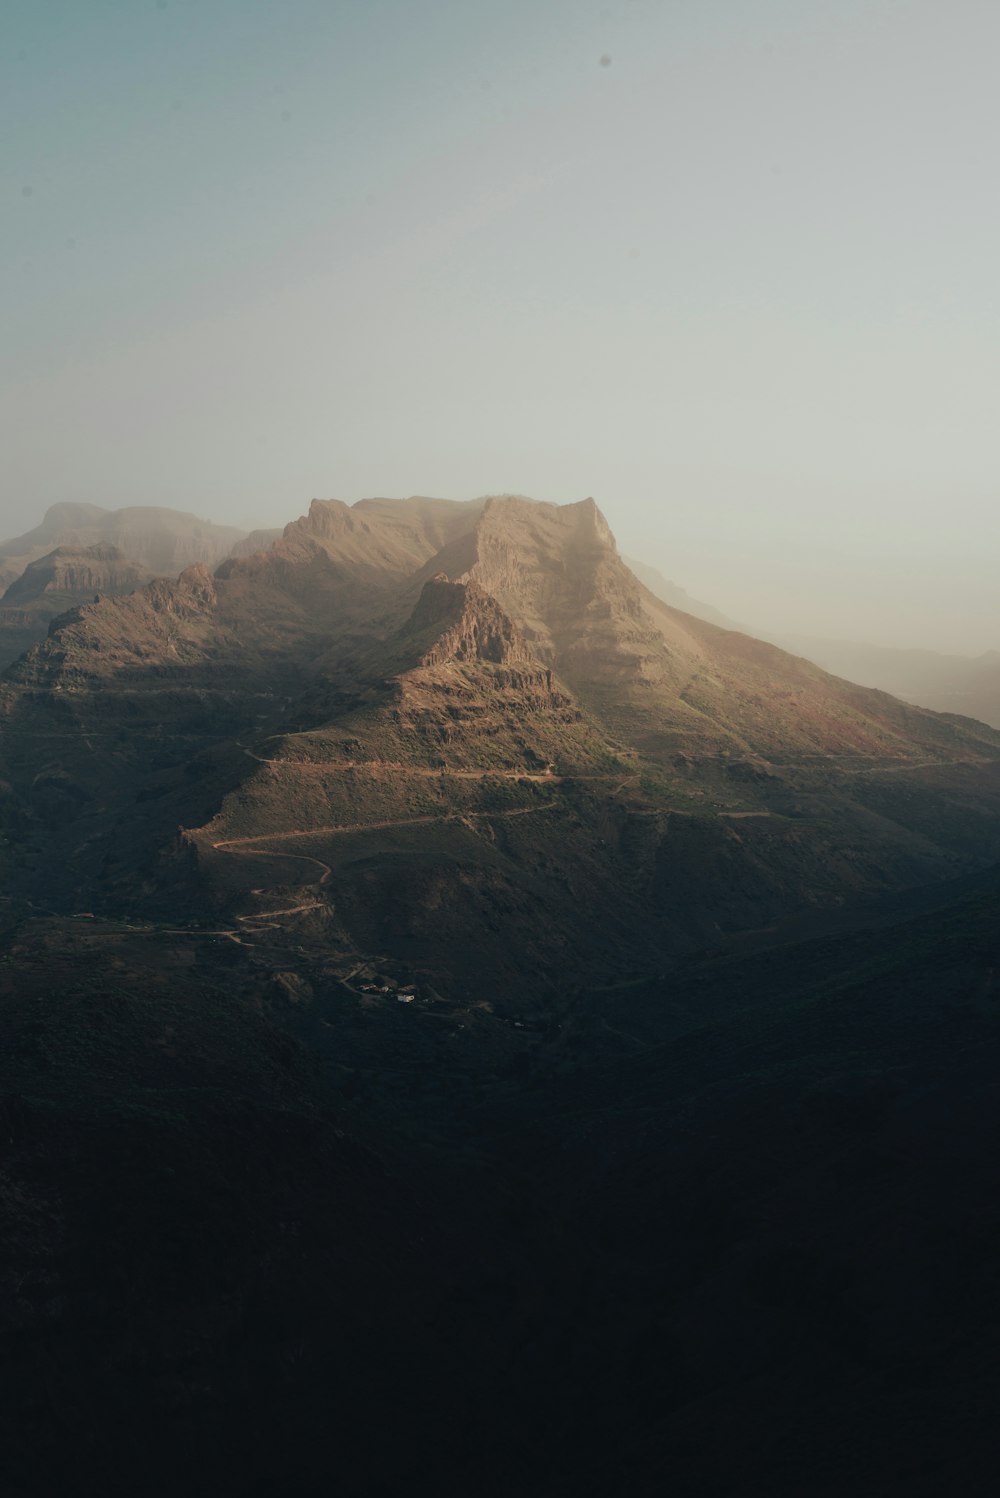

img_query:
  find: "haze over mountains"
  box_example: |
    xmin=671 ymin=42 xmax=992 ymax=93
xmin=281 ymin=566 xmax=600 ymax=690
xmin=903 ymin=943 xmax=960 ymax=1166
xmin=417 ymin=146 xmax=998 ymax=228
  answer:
xmin=8 ymin=0 xmax=1000 ymax=1484
xmin=4 ymin=490 xmax=1000 ymax=1495
xmin=622 ymin=555 xmax=743 ymax=632
xmin=0 ymin=503 xmax=247 ymax=669
xmin=0 ymin=502 xmax=245 ymax=587
xmin=0 ymin=545 xmax=154 ymax=668
xmin=772 ymin=633 xmax=1000 ymax=731
xmin=4 ymin=496 xmax=998 ymax=727
xmin=4 ymin=491 xmax=1000 ymax=988
xmin=625 ymin=552 xmax=1000 ymax=731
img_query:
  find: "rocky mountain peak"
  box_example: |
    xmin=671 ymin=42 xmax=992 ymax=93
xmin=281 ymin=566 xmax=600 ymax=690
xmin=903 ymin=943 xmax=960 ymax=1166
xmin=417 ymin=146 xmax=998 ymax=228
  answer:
xmin=407 ymin=575 xmax=534 ymax=668
xmin=161 ymin=563 xmax=218 ymax=613
xmin=301 ymin=499 xmax=355 ymax=539
xmin=439 ymin=494 xmax=649 ymax=669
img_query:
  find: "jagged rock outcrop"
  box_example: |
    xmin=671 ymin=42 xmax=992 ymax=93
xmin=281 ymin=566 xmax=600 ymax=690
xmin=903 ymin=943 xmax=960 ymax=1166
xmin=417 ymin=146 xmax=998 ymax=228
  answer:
xmin=396 ymin=494 xmax=991 ymax=762
xmin=408 ymin=576 xmax=536 ymax=668
xmin=9 ymin=493 xmax=1000 ymax=767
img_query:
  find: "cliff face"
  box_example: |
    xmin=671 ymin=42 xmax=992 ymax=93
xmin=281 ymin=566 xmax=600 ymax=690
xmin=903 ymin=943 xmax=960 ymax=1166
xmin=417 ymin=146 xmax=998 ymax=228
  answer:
xmin=408 ymin=576 xmax=535 ymax=669
xmin=2 ymin=544 xmax=153 ymax=609
xmin=396 ymin=494 xmax=982 ymax=763
xmin=456 ymin=495 xmax=683 ymax=687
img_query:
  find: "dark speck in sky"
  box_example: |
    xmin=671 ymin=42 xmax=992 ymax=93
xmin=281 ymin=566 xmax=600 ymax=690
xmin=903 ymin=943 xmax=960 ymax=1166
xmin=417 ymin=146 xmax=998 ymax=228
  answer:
xmin=599 ymin=55 xmax=612 ymax=68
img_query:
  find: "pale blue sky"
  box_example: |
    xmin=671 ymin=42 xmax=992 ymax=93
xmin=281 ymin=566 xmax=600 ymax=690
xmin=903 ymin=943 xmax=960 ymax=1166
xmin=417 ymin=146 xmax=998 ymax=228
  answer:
xmin=3 ymin=1 xmax=998 ymax=650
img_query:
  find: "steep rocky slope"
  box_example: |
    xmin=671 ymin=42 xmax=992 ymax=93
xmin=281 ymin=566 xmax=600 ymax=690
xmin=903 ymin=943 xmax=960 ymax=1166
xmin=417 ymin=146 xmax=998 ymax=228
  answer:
xmin=191 ymin=575 xmax=644 ymax=995
xmin=420 ymin=495 xmax=1000 ymax=762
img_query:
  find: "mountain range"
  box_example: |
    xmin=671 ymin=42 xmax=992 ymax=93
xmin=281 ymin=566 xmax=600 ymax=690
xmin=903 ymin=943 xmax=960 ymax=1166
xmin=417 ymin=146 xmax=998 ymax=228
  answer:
xmin=3 ymin=492 xmax=1000 ymax=1496
xmin=0 ymin=503 xmax=249 ymax=670
xmin=0 ymin=501 xmax=245 ymax=587
xmin=5 ymin=493 xmax=1000 ymax=991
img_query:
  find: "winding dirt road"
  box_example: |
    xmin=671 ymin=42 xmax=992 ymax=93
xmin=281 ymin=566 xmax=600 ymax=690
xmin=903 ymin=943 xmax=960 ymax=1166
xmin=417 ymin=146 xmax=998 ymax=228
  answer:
xmin=210 ymin=800 xmax=562 ymax=926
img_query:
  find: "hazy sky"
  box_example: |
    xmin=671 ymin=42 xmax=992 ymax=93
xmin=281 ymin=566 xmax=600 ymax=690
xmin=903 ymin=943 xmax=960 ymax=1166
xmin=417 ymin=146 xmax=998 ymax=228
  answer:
xmin=3 ymin=0 xmax=998 ymax=651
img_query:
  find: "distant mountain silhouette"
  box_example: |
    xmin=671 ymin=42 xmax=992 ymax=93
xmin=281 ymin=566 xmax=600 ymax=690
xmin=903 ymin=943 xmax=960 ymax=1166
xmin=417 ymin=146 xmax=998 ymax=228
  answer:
xmin=228 ymin=526 xmax=284 ymax=558
xmin=777 ymin=634 xmax=1000 ymax=729
xmin=623 ymin=554 xmax=744 ymax=631
xmin=0 ymin=501 xmax=246 ymax=593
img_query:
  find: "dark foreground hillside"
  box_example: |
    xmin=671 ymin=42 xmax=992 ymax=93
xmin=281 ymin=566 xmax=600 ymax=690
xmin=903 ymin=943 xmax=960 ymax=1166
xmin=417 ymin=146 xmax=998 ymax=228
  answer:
xmin=3 ymin=871 xmax=1000 ymax=1497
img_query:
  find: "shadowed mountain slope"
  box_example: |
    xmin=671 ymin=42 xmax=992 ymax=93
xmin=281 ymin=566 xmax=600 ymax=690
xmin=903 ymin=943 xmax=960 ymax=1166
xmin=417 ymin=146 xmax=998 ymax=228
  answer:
xmin=4 ymin=817 xmax=1000 ymax=1497
xmin=189 ymin=575 xmax=645 ymax=997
